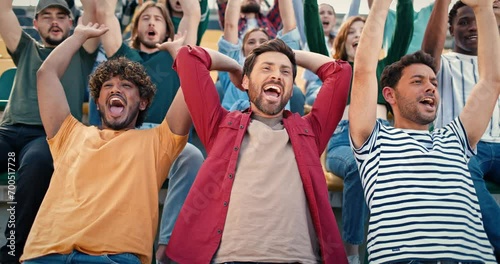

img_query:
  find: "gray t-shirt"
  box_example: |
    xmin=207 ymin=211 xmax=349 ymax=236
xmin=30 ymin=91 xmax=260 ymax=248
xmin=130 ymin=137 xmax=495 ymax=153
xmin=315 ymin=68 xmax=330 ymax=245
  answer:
xmin=1 ymin=31 xmax=96 ymax=126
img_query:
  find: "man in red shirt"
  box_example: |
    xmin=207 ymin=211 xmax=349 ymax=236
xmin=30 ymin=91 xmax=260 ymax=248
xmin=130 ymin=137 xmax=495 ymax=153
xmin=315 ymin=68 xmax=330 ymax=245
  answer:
xmin=159 ymin=37 xmax=352 ymax=263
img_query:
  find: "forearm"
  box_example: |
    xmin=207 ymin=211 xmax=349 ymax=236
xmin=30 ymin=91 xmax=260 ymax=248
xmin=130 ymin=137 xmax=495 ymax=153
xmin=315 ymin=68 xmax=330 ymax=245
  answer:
xmin=304 ymin=0 xmax=329 ymax=56
xmin=475 ymin=6 xmax=500 ymax=84
xmin=178 ymin=0 xmax=201 ymax=46
xmin=0 ymin=0 xmax=22 ymax=52
xmin=356 ymin=0 xmax=391 ymax=72
xmin=279 ymin=0 xmax=297 ymax=34
xmin=421 ymin=0 xmax=450 ymax=68
xmin=205 ymin=48 xmax=242 ymax=73
xmin=81 ymin=0 xmax=100 ymax=53
xmin=223 ymin=0 xmax=240 ymax=44
xmin=41 ymin=33 xmax=88 ymax=78
xmin=294 ymin=50 xmax=333 ymax=74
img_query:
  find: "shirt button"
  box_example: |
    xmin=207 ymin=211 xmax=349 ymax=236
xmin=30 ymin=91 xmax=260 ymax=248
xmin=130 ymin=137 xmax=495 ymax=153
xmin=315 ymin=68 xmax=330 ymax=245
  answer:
xmin=239 ymin=125 xmax=244 ymax=129
xmin=234 ymin=146 xmax=239 ymax=151
xmin=304 ymin=129 xmax=309 ymax=133
xmin=223 ymin=201 xmax=228 ymax=206
xmin=217 ymin=229 xmax=222 ymax=234
xmin=228 ymin=173 xmax=233 ymax=179
xmin=228 ymin=121 xmax=232 ymax=125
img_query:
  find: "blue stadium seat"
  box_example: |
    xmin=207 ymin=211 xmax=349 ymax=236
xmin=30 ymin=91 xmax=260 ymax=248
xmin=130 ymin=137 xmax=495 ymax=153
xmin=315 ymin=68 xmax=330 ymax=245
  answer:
xmin=23 ymin=27 xmax=41 ymax=41
xmin=13 ymin=7 xmax=27 ymax=16
xmin=17 ymin=15 xmax=33 ymax=27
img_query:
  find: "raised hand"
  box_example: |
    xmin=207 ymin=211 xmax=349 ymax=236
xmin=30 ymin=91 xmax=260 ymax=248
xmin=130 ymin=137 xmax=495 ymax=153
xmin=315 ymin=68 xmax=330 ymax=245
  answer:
xmin=156 ymin=31 xmax=187 ymax=59
xmin=229 ymin=68 xmax=244 ymax=91
xmin=74 ymin=22 xmax=109 ymax=40
xmin=461 ymin=0 xmax=494 ymax=8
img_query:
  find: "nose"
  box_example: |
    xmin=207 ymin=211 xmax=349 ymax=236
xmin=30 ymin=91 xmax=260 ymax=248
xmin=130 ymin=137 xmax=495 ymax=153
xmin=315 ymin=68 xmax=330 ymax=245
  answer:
xmin=469 ymin=20 xmax=478 ymax=32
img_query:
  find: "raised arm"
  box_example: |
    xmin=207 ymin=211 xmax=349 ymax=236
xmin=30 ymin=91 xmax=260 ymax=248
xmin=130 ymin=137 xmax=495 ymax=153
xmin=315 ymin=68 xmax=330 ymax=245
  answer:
xmin=421 ymin=0 xmax=451 ymax=69
xmin=159 ymin=41 xmax=241 ymax=151
xmin=93 ymin=0 xmax=124 ymax=57
xmin=0 ymin=0 xmax=23 ymax=53
xmin=296 ymin=50 xmax=352 ymax=153
xmin=222 ymin=0 xmax=241 ymax=44
xmin=382 ymin=0 xmax=414 ymax=65
xmin=177 ymin=0 xmax=201 ymax=46
xmin=303 ymin=0 xmax=329 ymax=56
xmin=37 ymin=23 xmax=108 ymax=138
xmin=459 ymin=0 xmax=500 ymax=148
xmin=80 ymin=0 xmax=100 ymax=53
xmin=349 ymin=0 xmax=391 ymax=149
xmin=279 ymin=0 xmax=297 ymax=34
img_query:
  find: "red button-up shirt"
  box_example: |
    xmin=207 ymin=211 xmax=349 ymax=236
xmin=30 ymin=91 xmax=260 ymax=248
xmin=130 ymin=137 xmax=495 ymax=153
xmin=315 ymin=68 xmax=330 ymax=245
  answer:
xmin=167 ymin=46 xmax=351 ymax=264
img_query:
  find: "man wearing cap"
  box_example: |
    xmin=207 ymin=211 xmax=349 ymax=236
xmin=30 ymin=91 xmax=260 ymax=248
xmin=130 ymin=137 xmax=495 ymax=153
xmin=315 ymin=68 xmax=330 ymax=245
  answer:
xmin=0 ymin=1 xmax=99 ymax=263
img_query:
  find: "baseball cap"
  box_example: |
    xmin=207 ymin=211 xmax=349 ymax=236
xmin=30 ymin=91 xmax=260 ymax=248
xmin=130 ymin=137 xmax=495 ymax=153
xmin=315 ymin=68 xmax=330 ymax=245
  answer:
xmin=35 ymin=0 xmax=71 ymax=17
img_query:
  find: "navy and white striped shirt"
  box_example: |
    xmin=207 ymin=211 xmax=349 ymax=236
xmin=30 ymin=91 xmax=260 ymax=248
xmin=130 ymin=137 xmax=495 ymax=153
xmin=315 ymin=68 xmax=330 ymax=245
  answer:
xmin=352 ymin=118 xmax=496 ymax=263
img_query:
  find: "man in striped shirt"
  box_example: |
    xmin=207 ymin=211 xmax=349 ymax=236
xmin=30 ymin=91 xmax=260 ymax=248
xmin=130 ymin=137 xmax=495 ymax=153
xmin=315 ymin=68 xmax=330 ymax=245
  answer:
xmin=349 ymin=0 xmax=499 ymax=262
xmin=422 ymin=0 xmax=500 ymax=258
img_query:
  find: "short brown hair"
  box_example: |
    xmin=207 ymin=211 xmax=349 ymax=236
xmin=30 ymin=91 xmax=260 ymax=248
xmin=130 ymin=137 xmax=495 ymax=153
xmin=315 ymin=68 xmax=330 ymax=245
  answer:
xmin=380 ymin=50 xmax=437 ymax=89
xmin=89 ymin=57 xmax=157 ymax=127
xmin=130 ymin=1 xmax=175 ymax=50
xmin=243 ymin=38 xmax=297 ymax=79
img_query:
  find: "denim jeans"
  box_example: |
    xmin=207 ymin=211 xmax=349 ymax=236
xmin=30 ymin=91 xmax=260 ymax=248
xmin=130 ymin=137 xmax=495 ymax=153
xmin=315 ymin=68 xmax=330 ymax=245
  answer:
xmin=23 ymin=250 xmax=140 ymax=264
xmin=137 ymin=123 xmax=204 ymax=245
xmin=0 ymin=124 xmax=53 ymax=263
xmin=158 ymin=142 xmax=204 ymax=244
xmin=325 ymin=119 xmax=389 ymax=245
xmin=467 ymin=140 xmax=500 ymax=255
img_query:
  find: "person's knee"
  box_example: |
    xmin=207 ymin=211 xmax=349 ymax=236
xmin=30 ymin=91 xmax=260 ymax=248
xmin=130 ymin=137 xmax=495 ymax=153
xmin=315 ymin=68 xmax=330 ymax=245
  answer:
xmin=169 ymin=143 xmax=204 ymax=182
xmin=326 ymin=147 xmax=356 ymax=177
xmin=19 ymin=138 xmax=53 ymax=174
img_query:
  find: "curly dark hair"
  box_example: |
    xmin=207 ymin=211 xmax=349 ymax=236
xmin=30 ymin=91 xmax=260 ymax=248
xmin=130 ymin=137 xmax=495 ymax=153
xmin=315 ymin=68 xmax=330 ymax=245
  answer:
xmin=243 ymin=38 xmax=297 ymax=79
xmin=89 ymin=57 xmax=156 ymax=127
xmin=448 ymin=1 xmax=466 ymax=29
xmin=380 ymin=50 xmax=436 ymax=89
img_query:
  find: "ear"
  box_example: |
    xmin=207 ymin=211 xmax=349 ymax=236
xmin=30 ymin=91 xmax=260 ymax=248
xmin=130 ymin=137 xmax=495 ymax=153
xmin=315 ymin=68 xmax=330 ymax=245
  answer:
xmin=139 ymin=99 xmax=148 ymax=111
xmin=382 ymin=86 xmax=396 ymax=106
xmin=449 ymin=25 xmax=454 ymax=36
xmin=33 ymin=19 xmax=39 ymax=30
xmin=242 ymin=75 xmax=250 ymax=91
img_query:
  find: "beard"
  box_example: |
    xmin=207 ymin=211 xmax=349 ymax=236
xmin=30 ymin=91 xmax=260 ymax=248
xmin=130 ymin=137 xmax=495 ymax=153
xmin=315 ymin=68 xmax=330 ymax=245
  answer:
xmin=396 ymin=92 xmax=437 ymax=126
xmin=98 ymin=102 xmax=141 ymax=130
xmin=43 ymin=32 xmax=69 ymax=46
xmin=248 ymin=80 xmax=290 ymax=116
xmin=241 ymin=2 xmax=260 ymax=13
xmin=137 ymin=35 xmax=160 ymax=49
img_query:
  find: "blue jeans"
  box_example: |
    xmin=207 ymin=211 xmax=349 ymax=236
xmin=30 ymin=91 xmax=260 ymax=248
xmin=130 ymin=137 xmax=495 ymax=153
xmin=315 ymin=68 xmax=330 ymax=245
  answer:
xmin=157 ymin=143 xmax=204 ymax=245
xmin=467 ymin=141 xmax=500 ymax=254
xmin=139 ymin=124 xmax=204 ymax=245
xmin=325 ymin=119 xmax=389 ymax=245
xmin=23 ymin=250 xmax=140 ymax=264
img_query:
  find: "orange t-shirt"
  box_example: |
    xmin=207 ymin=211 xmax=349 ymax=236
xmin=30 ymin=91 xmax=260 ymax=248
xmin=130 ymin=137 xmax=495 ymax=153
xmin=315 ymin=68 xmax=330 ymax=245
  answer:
xmin=21 ymin=115 xmax=187 ymax=264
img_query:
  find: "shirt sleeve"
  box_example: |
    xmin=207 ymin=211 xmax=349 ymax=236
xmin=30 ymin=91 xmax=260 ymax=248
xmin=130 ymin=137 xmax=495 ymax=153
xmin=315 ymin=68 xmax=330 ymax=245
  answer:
xmin=47 ymin=115 xmax=83 ymax=160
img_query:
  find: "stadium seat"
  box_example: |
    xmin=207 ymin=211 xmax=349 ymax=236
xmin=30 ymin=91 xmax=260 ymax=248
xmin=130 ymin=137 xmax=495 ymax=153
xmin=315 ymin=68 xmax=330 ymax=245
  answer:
xmin=0 ymin=67 xmax=16 ymax=111
xmin=23 ymin=27 xmax=41 ymax=41
xmin=17 ymin=15 xmax=33 ymax=27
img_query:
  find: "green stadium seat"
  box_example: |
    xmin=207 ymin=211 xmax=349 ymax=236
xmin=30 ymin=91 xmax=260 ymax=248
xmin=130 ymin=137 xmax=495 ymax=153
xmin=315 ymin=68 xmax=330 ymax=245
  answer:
xmin=0 ymin=67 xmax=15 ymax=111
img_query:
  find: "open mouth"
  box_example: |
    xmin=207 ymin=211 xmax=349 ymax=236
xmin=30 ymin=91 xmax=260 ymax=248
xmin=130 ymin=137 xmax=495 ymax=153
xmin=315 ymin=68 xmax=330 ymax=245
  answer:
xmin=108 ymin=96 xmax=126 ymax=116
xmin=147 ymin=29 xmax=157 ymax=37
xmin=49 ymin=27 xmax=62 ymax=34
xmin=494 ymin=0 xmax=499 ymax=8
xmin=419 ymin=97 xmax=435 ymax=110
xmin=353 ymin=41 xmax=359 ymax=48
xmin=467 ymin=35 xmax=478 ymax=40
xmin=263 ymin=83 xmax=282 ymax=102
